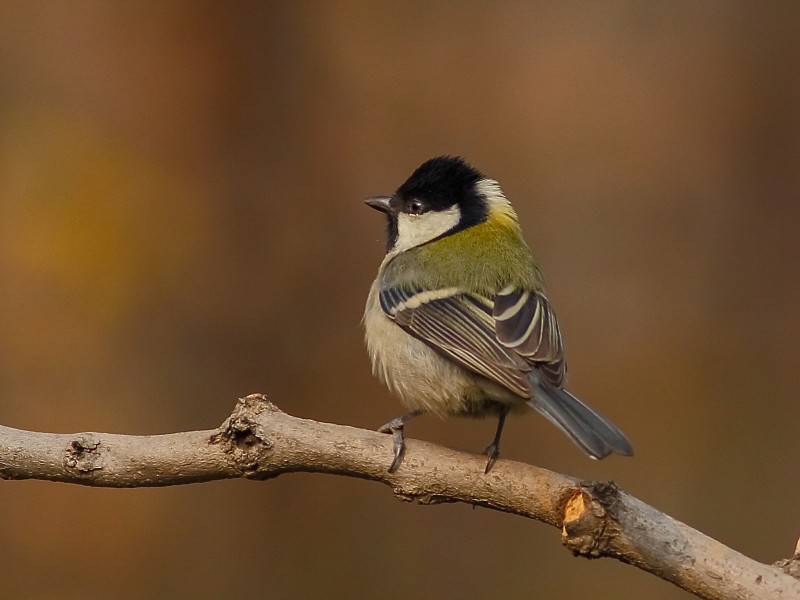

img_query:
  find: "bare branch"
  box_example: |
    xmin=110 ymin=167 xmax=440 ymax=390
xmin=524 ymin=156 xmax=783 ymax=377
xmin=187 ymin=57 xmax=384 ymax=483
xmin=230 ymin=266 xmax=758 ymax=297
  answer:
xmin=1 ymin=394 xmax=797 ymax=600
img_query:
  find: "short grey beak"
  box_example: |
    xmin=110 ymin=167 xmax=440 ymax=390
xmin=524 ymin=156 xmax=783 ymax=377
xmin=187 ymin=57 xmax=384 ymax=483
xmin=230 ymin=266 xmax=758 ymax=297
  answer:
xmin=365 ymin=196 xmax=392 ymax=214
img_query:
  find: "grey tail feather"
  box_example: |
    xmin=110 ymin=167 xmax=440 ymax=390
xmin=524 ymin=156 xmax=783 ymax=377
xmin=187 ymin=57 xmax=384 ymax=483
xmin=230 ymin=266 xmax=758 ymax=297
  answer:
xmin=527 ymin=383 xmax=633 ymax=459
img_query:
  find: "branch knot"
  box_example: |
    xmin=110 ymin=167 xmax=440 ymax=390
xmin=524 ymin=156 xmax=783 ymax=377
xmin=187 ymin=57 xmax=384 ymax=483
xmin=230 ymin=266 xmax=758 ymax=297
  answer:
xmin=211 ymin=394 xmax=278 ymax=477
xmin=64 ymin=434 xmax=104 ymax=474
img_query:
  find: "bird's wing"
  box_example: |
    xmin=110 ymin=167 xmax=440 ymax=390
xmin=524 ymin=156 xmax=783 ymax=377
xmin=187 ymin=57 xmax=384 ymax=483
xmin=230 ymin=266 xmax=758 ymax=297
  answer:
xmin=493 ymin=287 xmax=566 ymax=387
xmin=379 ymin=287 xmax=533 ymax=398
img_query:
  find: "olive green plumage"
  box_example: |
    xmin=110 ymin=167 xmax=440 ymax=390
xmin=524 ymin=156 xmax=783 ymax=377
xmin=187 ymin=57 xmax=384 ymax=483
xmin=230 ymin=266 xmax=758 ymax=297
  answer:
xmin=382 ymin=214 xmax=543 ymax=295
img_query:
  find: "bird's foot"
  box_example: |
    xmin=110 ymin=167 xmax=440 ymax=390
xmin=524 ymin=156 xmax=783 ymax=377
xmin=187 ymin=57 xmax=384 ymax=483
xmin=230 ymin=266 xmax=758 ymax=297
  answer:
xmin=377 ymin=410 xmax=421 ymax=473
xmin=483 ymin=442 xmax=500 ymax=474
xmin=482 ymin=407 xmax=509 ymax=474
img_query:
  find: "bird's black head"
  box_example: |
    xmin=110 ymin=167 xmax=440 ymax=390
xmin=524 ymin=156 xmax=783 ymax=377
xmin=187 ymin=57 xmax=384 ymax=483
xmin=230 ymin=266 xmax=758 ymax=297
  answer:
xmin=395 ymin=156 xmax=484 ymax=215
xmin=365 ymin=156 xmax=490 ymax=251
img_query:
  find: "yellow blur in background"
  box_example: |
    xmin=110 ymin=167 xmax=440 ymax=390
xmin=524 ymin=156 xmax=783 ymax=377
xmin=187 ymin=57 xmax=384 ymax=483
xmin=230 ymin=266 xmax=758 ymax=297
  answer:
xmin=1 ymin=2 xmax=799 ymax=598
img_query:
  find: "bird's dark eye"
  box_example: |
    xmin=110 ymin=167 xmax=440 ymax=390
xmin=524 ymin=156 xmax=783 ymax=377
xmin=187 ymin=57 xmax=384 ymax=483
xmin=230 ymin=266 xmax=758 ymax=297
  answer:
xmin=407 ymin=199 xmax=426 ymax=215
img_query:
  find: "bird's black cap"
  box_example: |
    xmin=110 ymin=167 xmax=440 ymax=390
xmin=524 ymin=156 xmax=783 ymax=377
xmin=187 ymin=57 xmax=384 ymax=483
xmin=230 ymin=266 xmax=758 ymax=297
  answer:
xmin=396 ymin=155 xmax=483 ymax=211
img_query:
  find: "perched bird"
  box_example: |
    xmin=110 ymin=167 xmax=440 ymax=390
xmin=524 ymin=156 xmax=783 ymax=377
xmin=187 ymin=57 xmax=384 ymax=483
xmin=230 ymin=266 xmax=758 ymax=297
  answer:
xmin=363 ymin=156 xmax=633 ymax=473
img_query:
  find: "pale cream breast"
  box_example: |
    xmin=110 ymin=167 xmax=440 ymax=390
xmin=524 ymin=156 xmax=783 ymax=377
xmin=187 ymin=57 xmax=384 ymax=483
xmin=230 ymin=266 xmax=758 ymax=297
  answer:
xmin=364 ymin=279 xmax=490 ymax=416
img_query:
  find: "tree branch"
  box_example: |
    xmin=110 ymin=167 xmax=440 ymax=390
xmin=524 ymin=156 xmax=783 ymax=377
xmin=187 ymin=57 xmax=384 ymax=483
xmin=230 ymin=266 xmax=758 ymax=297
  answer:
xmin=0 ymin=394 xmax=797 ymax=600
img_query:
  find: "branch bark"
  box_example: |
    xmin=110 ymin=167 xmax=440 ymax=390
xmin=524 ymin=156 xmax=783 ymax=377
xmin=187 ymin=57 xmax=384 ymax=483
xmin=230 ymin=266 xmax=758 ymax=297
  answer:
xmin=0 ymin=394 xmax=797 ymax=599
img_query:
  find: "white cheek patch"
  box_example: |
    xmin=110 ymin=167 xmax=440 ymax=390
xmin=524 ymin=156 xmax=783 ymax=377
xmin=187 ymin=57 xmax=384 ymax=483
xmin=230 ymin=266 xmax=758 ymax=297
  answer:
xmin=392 ymin=205 xmax=461 ymax=254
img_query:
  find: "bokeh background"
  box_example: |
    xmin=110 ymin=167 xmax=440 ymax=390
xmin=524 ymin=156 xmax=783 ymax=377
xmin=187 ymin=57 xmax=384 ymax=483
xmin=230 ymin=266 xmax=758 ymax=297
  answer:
xmin=1 ymin=2 xmax=799 ymax=598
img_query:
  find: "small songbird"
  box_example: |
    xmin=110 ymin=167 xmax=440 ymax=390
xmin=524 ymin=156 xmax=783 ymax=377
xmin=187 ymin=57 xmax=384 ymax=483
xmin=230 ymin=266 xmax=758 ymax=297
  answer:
xmin=363 ymin=156 xmax=633 ymax=473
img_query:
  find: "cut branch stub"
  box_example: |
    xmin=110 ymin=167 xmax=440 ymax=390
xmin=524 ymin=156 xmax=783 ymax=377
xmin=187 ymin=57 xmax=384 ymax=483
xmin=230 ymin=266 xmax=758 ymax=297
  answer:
xmin=561 ymin=481 xmax=622 ymax=558
xmin=774 ymin=538 xmax=800 ymax=581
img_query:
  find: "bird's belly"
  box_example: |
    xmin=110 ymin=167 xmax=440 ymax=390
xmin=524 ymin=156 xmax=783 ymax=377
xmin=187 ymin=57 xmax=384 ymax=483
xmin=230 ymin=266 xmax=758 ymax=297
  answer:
xmin=364 ymin=289 xmax=513 ymax=417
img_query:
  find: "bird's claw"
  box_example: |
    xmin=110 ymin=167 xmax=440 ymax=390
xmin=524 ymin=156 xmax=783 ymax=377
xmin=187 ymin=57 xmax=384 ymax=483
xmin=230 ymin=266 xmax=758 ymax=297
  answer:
xmin=376 ymin=421 xmax=407 ymax=473
xmin=388 ymin=428 xmax=406 ymax=473
xmin=377 ymin=411 xmax=420 ymax=473
xmin=484 ymin=442 xmax=500 ymax=474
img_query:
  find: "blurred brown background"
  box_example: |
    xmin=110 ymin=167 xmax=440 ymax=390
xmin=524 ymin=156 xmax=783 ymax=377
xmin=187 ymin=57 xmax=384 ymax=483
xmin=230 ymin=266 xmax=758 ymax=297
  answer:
xmin=1 ymin=1 xmax=798 ymax=598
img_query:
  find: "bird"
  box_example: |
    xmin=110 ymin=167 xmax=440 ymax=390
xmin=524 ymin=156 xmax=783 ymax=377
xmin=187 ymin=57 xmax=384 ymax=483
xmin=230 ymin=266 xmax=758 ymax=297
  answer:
xmin=363 ymin=156 xmax=633 ymax=473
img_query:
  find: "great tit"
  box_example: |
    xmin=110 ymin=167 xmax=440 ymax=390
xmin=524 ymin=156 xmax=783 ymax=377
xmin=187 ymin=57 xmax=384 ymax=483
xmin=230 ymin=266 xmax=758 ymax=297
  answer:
xmin=364 ymin=156 xmax=633 ymax=473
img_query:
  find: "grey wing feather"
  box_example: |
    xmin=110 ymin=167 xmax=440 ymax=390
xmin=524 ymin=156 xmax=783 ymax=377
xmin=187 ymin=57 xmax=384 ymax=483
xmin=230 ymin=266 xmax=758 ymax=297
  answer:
xmin=494 ymin=288 xmax=566 ymax=386
xmin=380 ymin=287 xmax=533 ymax=397
xmin=494 ymin=288 xmax=633 ymax=457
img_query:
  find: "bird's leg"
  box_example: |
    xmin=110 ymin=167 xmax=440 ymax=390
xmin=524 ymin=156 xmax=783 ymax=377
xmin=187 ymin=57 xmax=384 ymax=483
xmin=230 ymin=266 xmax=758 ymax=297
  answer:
xmin=377 ymin=410 xmax=422 ymax=473
xmin=483 ymin=407 xmax=510 ymax=474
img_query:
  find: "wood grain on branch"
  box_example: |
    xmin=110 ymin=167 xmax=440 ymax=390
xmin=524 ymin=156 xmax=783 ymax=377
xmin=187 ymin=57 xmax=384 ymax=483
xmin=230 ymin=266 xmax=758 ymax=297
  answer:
xmin=0 ymin=394 xmax=797 ymax=600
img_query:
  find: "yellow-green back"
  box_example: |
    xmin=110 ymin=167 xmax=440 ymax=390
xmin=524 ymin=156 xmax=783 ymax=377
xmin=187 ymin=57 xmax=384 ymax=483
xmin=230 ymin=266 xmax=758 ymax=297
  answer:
xmin=382 ymin=211 xmax=543 ymax=295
